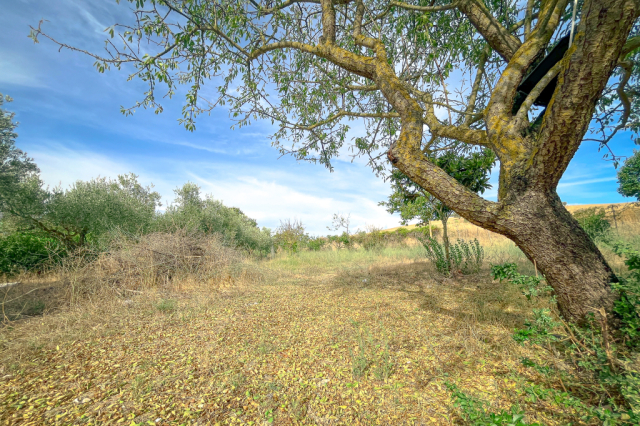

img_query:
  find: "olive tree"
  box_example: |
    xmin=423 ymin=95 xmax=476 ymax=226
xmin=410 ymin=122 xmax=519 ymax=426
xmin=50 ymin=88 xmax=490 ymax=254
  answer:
xmin=30 ymin=0 xmax=640 ymax=327
xmin=157 ymin=182 xmax=273 ymax=254
xmin=4 ymin=173 xmax=162 ymax=248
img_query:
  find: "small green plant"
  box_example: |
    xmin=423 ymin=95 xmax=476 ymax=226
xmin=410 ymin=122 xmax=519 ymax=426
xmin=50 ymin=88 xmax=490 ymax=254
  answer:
xmin=418 ymin=236 xmax=484 ymax=276
xmin=372 ymin=343 xmax=394 ymax=380
xmin=349 ymin=320 xmax=372 ymax=378
xmin=418 ymin=235 xmax=449 ymax=274
xmin=445 ymin=382 xmax=539 ymax=425
xmin=611 ymin=243 xmax=640 ymax=347
xmin=155 ymin=298 xmax=177 ymax=313
xmin=491 ymin=263 xmax=518 ymax=283
xmin=450 ymin=238 xmax=485 ymax=274
xmin=492 ymin=263 xmax=553 ymax=301
xmin=512 ymin=308 xmax=560 ymax=344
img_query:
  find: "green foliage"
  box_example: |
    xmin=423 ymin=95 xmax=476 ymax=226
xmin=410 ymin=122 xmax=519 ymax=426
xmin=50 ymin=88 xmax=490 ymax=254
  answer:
xmin=306 ymin=236 xmax=326 ymax=251
xmin=46 ymin=174 xmax=161 ymax=245
xmin=574 ymin=207 xmax=612 ymax=242
xmin=273 ymin=219 xmax=307 ymax=254
xmin=352 ymin=225 xmax=387 ymax=252
xmin=418 ymin=236 xmax=484 ymax=276
xmin=157 ymin=182 xmax=272 ymax=256
xmin=494 ymin=260 xmax=640 ymax=424
xmin=449 ymin=238 xmax=485 ymax=274
xmin=611 ymin=243 xmax=640 ymax=348
xmin=445 ymin=382 xmax=539 ymax=426
xmin=395 ymin=227 xmax=411 ymax=237
xmin=327 ymin=232 xmax=353 ymax=250
xmin=0 ymin=232 xmax=66 ymax=276
xmin=618 ymin=150 xmax=640 ymax=200
xmin=512 ymin=308 xmax=560 ymax=344
xmin=418 ymin=235 xmax=450 ymax=274
xmin=491 ymin=262 xmax=518 ymax=283
xmin=492 ymin=263 xmax=554 ymax=301
xmin=0 ymin=94 xmax=40 ymax=217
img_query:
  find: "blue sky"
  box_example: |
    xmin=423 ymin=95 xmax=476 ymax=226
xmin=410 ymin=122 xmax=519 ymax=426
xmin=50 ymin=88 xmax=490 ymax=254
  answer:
xmin=2 ymin=0 xmax=637 ymax=235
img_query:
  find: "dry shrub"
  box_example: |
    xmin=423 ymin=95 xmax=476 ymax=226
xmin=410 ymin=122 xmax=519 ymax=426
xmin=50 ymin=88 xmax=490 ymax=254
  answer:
xmin=59 ymin=229 xmax=262 ymax=303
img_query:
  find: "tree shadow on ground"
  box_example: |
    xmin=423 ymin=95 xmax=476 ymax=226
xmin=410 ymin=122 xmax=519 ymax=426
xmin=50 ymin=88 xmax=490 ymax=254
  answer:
xmin=329 ymin=260 xmax=541 ymax=330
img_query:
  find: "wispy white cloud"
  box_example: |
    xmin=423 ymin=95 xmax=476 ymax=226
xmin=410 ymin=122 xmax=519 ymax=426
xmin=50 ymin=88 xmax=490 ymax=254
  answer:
xmin=0 ymin=50 xmax=47 ymax=88
xmin=24 ymin=142 xmax=400 ymax=235
xmin=189 ymin=174 xmax=399 ymax=235
xmin=558 ymin=177 xmax=617 ymax=188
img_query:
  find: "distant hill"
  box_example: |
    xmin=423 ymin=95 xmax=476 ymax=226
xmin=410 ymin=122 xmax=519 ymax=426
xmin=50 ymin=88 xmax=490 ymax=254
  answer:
xmin=567 ymin=202 xmax=640 ymax=224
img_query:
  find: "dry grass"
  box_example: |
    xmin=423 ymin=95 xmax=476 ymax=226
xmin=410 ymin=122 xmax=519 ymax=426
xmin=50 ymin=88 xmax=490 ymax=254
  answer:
xmin=0 ymin=219 xmax=637 ymax=425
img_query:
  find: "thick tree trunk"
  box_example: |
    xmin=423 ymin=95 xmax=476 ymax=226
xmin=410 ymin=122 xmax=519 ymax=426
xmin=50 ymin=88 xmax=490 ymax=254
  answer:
xmin=497 ymin=190 xmax=618 ymax=325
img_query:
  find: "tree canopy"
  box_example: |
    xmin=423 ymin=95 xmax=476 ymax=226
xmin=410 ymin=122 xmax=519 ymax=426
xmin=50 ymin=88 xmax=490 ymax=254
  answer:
xmin=618 ymin=150 xmax=640 ymax=200
xmin=29 ymin=0 xmax=640 ymax=171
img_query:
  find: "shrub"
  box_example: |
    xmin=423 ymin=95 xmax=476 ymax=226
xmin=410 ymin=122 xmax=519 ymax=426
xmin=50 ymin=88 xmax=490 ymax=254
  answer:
xmin=273 ymin=219 xmax=307 ymax=254
xmin=573 ymin=207 xmax=611 ymax=242
xmin=327 ymin=231 xmax=352 ymax=250
xmin=156 ymin=183 xmax=272 ymax=256
xmin=0 ymin=232 xmax=66 ymax=276
xmin=353 ymin=225 xmax=387 ymax=252
xmin=307 ymin=236 xmax=326 ymax=251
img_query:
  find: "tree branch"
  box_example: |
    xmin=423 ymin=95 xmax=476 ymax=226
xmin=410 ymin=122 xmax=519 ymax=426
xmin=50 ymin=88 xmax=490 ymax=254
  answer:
xmin=524 ymin=0 xmax=536 ymax=39
xmin=391 ymin=0 xmax=459 ymax=12
xmin=290 ymin=110 xmax=399 ymax=131
xmin=514 ymin=59 xmax=563 ymax=126
xmin=457 ymin=0 xmax=521 ymax=62
xmin=463 ymin=44 xmax=490 ymax=127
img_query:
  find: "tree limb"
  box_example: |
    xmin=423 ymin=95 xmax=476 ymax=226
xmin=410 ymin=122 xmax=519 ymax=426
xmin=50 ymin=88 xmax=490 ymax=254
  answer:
xmin=514 ymin=60 xmax=563 ymax=127
xmin=391 ymin=0 xmax=459 ymax=12
xmin=463 ymin=44 xmax=490 ymax=127
xmin=457 ymin=0 xmax=521 ymax=62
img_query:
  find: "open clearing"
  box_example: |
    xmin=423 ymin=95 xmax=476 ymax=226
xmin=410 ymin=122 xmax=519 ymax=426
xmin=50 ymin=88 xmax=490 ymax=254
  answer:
xmin=0 ymin=217 xmax=638 ymax=425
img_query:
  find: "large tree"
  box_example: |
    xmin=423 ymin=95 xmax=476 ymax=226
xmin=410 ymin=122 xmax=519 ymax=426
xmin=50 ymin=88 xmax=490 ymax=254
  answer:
xmin=30 ymin=0 xmax=640 ymax=326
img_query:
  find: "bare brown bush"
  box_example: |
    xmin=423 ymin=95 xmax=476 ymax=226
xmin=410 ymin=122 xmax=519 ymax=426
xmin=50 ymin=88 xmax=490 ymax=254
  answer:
xmin=56 ymin=228 xmax=263 ymax=303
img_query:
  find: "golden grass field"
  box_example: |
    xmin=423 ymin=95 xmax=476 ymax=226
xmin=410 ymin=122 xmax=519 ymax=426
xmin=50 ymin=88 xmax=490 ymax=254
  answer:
xmin=0 ymin=204 xmax=638 ymax=425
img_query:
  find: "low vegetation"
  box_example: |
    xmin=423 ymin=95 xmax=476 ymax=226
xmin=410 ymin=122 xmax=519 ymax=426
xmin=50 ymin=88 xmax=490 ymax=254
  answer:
xmin=1 ymin=207 xmax=638 ymax=425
